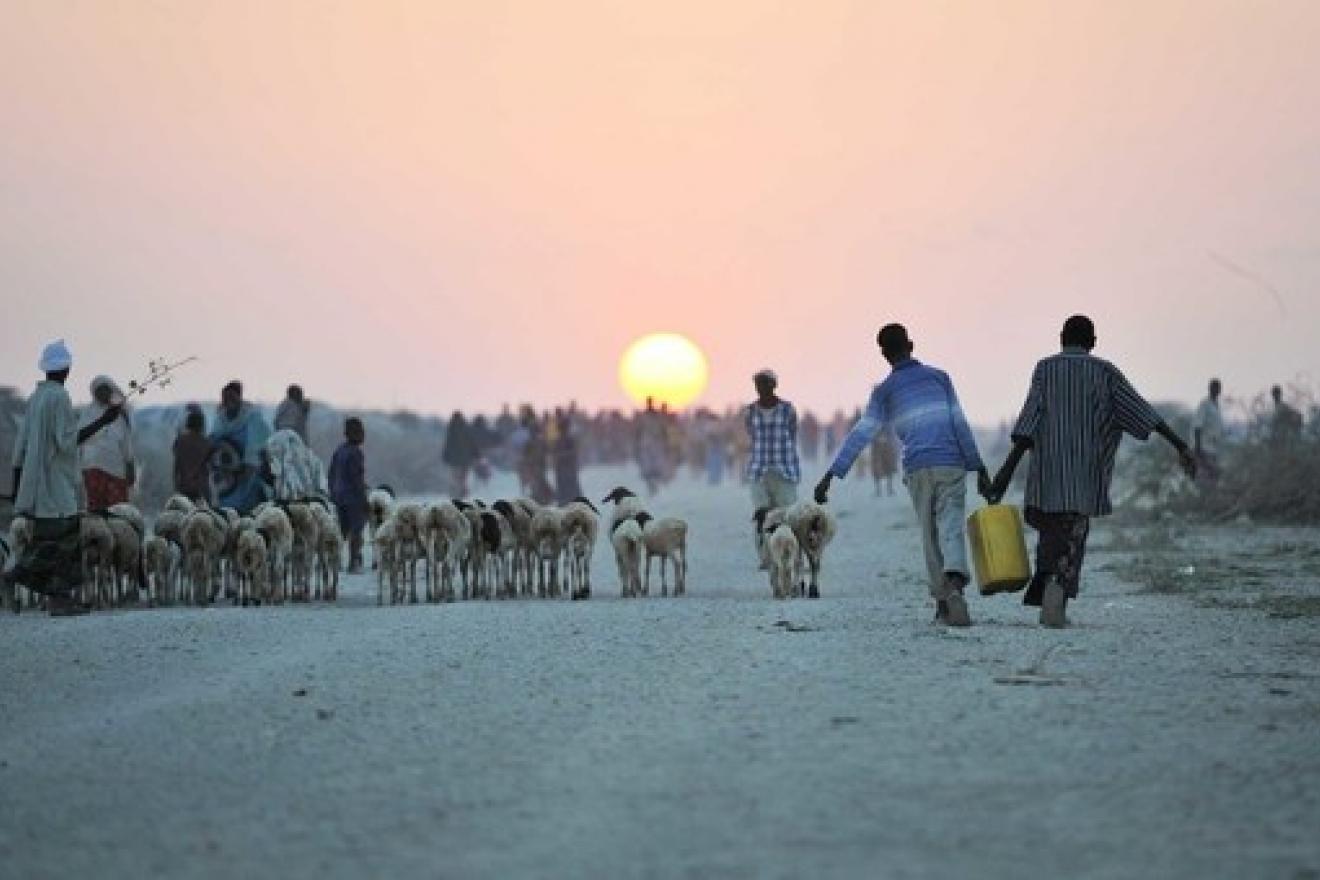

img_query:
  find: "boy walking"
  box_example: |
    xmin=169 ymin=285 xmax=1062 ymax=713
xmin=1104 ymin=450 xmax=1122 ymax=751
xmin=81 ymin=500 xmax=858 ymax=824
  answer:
xmin=815 ymin=325 xmax=990 ymax=626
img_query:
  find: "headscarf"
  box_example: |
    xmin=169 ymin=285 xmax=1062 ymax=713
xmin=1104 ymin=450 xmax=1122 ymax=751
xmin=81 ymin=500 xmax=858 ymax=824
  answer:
xmin=265 ymin=428 xmax=328 ymax=502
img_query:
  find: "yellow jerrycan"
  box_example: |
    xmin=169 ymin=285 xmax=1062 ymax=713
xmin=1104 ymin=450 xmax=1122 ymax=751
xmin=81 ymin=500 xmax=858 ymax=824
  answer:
xmin=967 ymin=505 xmax=1032 ymax=596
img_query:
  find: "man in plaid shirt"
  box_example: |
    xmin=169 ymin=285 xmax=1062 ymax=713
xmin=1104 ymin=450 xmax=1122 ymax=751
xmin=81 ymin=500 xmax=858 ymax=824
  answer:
xmin=745 ymin=369 xmax=801 ymax=554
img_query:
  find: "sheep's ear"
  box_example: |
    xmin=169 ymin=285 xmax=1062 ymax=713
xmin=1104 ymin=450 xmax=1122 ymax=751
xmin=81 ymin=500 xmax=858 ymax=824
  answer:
xmin=634 ymin=512 xmax=653 ymax=527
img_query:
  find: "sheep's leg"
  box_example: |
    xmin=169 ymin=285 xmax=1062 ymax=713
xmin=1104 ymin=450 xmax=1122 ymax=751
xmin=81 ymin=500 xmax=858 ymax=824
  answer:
xmin=660 ymin=556 xmax=669 ymax=598
xmin=809 ymin=553 xmax=821 ymax=599
xmin=643 ymin=555 xmax=652 ymax=597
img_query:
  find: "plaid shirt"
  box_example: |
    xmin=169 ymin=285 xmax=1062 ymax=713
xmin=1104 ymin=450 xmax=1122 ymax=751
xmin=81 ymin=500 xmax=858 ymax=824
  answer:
xmin=745 ymin=400 xmax=801 ymax=483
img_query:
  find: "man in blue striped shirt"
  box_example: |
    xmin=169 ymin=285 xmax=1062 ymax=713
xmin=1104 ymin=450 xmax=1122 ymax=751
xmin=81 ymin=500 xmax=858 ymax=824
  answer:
xmin=815 ymin=324 xmax=992 ymax=626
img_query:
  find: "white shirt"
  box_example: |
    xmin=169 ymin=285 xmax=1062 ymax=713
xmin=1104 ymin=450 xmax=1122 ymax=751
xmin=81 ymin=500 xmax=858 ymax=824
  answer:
xmin=79 ymin=402 xmax=134 ymax=479
xmin=13 ymin=380 xmax=82 ymax=518
xmin=1194 ymin=397 xmax=1225 ymax=455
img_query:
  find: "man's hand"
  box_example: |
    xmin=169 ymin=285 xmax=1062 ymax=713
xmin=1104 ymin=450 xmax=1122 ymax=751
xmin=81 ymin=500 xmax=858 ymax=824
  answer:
xmin=813 ymin=473 xmax=833 ymax=504
xmin=1178 ymin=448 xmax=1198 ymax=480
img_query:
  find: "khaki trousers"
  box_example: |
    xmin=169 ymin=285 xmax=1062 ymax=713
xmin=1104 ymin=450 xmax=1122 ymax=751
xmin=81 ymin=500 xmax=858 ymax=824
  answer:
xmin=905 ymin=467 xmax=970 ymax=599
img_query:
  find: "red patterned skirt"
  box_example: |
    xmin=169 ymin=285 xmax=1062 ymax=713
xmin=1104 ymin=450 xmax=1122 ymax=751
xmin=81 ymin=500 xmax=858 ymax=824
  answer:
xmin=83 ymin=468 xmax=131 ymax=511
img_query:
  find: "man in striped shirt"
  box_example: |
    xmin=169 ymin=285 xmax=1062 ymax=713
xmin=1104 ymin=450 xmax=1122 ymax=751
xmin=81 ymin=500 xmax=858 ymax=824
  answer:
xmin=988 ymin=315 xmax=1196 ymax=628
xmin=815 ymin=324 xmax=992 ymax=626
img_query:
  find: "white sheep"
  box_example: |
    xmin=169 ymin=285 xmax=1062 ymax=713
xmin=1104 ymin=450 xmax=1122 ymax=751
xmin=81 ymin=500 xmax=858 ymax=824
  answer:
xmin=529 ymin=505 xmax=565 ymax=598
xmin=560 ymin=498 xmax=599 ymax=601
xmin=284 ymin=502 xmax=322 ymax=601
xmin=254 ymin=506 xmax=294 ymax=605
xmin=755 ymin=508 xmax=799 ymax=600
xmin=609 ymin=516 xmax=644 ymax=599
xmin=423 ymin=501 xmax=469 ymax=603
xmin=4 ymin=517 xmax=35 ymax=612
xmin=311 ymin=503 xmax=342 ymax=601
xmin=374 ymin=516 xmax=401 ymax=605
xmin=785 ymin=500 xmax=838 ymax=599
xmin=81 ymin=514 xmax=116 ymax=608
xmin=493 ymin=499 xmax=537 ymax=597
xmin=181 ymin=509 xmax=227 ymax=606
xmin=234 ymin=529 xmax=270 ymax=605
xmin=391 ymin=502 xmax=427 ymax=604
xmin=477 ymin=507 xmax=517 ymax=600
xmin=162 ymin=494 xmax=196 ymax=516
xmin=142 ymin=535 xmax=178 ymax=606
xmin=633 ymin=511 xmax=688 ymax=598
xmin=105 ymin=503 xmax=145 ymax=606
xmin=368 ymin=488 xmax=395 ymax=571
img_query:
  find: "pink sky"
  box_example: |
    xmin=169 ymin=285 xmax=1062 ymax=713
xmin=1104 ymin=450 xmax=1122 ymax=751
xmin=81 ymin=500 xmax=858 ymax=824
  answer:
xmin=2 ymin=1 xmax=1317 ymax=423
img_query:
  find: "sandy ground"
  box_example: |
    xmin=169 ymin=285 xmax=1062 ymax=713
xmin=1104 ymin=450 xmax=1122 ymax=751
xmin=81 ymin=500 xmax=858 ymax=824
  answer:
xmin=2 ymin=466 xmax=1318 ymax=879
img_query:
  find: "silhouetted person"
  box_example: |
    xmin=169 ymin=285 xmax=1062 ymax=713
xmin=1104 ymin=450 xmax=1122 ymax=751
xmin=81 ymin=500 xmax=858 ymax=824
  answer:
xmin=442 ymin=412 xmax=479 ymax=497
xmin=329 ymin=418 xmax=368 ymax=573
xmin=552 ymin=409 xmax=582 ymax=503
xmin=1194 ymin=379 xmax=1225 ymax=482
xmin=815 ymin=325 xmax=988 ymax=624
xmin=1271 ymin=385 xmax=1303 ymax=445
xmin=274 ymin=384 xmax=310 ymax=441
xmin=173 ymin=408 xmax=213 ymax=503
xmin=988 ymin=315 xmax=1196 ymax=628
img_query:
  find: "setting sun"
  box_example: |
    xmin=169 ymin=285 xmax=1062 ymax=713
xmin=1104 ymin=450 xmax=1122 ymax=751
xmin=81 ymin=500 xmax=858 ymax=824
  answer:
xmin=619 ymin=333 xmax=709 ymax=410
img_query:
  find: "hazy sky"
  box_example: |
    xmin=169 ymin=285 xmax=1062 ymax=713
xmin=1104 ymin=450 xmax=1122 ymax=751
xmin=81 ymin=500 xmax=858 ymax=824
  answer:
xmin=3 ymin=1 xmax=1317 ymax=423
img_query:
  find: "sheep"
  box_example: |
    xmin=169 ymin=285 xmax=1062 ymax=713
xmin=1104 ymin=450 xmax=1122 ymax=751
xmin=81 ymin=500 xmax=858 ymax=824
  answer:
xmin=105 ymin=503 xmax=146 ymax=606
xmin=284 ymin=502 xmax=322 ymax=601
xmin=601 ymin=486 xmax=645 ymax=531
xmin=254 ymin=506 xmax=294 ymax=605
xmin=754 ymin=508 xmax=799 ymax=600
xmin=493 ymin=500 xmax=536 ymax=597
xmin=142 ymin=535 xmax=179 ymax=606
xmin=0 ymin=531 xmax=16 ymax=614
xmin=609 ymin=516 xmax=644 ymax=599
xmin=4 ymin=517 xmax=35 ymax=612
xmin=560 ymin=497 xmax=599 ymax=601
xmin=234 ymin=529 xmax=270 ymax=606
xmin=391 ymin=502 xmax=427 ymax=604
xmin=528 ymin=505 xmax=565 ymax=598
xmin=453 ymin=501 xmax=488 ymax=599
xmin=373 ymin=516 xmax=401 ymax=605
xmin=368 ymin=487 xmax=395 ymax=570
xmin=310 ymin=503 xmax=342 ymax=601
xmin=162 ymin=494 xmax=196 ymax=517
xmin=423 ymin=501 xmax=468 ymax=603
xmin=633 ymin=511 xmax=688 ymax=598
xmin=80 ymin=514 xmax=116 ymax=608
xmin=478 ymin=508 xmax=517 ymax=599
xmin=785 ymin=500 xmax=838 ymax=599
xmin=154 ymin=509 xmax=188 ymax=550
xmin=181 ymin=509 xmax=227 ymax=606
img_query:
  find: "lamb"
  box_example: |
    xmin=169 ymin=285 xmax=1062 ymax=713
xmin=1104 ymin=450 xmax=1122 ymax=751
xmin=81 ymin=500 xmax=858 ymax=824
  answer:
xmin=754 ymin=507 xmax=799 ymax=599
xmin=254 ymin=506 xmax=294 ymax=605
xmin=633 ymin=511 xmax=688 ymax=597
xmin=233 ymin=529 xmax=270 ymax=605
xmin=368 ymin=487 xmax=395 ymax=570
xmin=142 ymin=535 xmax=179 ymax=606
xmin=560 ymin=498 xmax=599 ymax=601
xmin=181 ymin=509 xmax=227 ymax=606
xmin=310 ymin=503 xmax=342 ymax=601
xmin=528 ymin=505 xmax=565 ymax=598
xmin=785 ymin=500 xmax=838 ymax=599
xmin=423 ymin=501 xmax=468 ymax=603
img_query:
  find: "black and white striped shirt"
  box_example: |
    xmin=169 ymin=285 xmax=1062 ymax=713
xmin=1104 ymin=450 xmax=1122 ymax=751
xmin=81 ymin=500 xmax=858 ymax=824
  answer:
xmin=1011 ymin=348 xmax=1161 ymax=516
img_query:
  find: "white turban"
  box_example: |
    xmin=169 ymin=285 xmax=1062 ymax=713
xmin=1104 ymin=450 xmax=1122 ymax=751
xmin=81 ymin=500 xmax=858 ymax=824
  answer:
xmin=38 ymin=339 xmax=72 ymax=373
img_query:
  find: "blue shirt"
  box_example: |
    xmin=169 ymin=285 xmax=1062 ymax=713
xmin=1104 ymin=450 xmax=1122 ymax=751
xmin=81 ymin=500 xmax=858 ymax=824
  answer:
xmin=829 ymin=359 xmax=983 ymax=478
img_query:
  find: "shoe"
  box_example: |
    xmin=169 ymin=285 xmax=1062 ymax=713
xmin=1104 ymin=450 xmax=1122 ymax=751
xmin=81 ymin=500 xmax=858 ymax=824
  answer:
xmin=1041 ymin=581 xmax=1068 ymax=629
xmin=943 ymin=592 xmax=972 ymax=627
xmin=934 ymin=599 xmax=949 ymax=624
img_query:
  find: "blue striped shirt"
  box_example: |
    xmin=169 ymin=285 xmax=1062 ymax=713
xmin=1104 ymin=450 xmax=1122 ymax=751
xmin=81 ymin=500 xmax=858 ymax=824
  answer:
xmin=829 ymin=359 xmax=983 ymax=478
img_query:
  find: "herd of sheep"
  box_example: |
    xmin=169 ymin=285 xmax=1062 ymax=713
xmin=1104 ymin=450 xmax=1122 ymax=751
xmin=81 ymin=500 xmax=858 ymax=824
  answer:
xmin=1 ymin=484 xmax=840 ymax=613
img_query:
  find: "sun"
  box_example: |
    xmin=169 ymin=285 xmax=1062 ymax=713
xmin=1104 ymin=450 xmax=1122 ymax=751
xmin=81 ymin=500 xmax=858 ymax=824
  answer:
xmin=619 ymin=332 xmax=710 ymax=410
